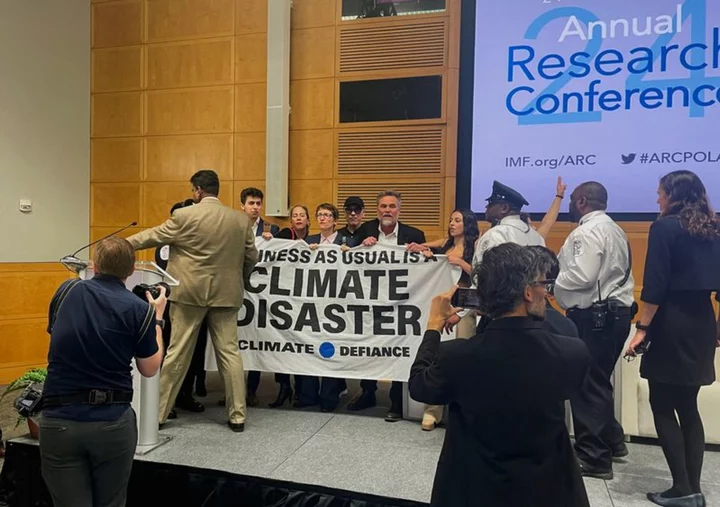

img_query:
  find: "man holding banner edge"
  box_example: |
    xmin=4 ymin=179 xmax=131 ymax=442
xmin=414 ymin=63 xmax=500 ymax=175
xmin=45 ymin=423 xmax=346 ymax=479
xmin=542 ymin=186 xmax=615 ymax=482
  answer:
xmin=350 ymin=190 xmax=427 ymax=422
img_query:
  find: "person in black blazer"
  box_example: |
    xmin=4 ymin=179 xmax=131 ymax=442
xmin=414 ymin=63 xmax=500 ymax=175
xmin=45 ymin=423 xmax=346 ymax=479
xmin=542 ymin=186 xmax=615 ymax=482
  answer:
xmin=295 ymin=203 xmax=350 ymax=411
xmin=626 ymin=170 xmax=720 ymax=507
xmin=239 ymin=187 xmax=279 ymax=406
xmin=410 ymin=243 xmax=591 ymax=507
xmin=348 ymin=190 xmax=426 ymax=422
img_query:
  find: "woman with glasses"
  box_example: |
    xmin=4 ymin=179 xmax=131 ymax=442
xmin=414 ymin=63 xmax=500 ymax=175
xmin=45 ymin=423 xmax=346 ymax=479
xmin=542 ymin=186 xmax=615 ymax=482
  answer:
xmin=296 ymin=203 xmax=350 ymax=412
xmin=626 ymin=170 xmax=720 ymax=507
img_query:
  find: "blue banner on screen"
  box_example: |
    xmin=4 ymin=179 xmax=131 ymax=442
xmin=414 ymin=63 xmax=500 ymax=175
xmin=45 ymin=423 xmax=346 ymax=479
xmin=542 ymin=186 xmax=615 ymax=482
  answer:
xmin=471 ymin=0 xmax=720 ymax=213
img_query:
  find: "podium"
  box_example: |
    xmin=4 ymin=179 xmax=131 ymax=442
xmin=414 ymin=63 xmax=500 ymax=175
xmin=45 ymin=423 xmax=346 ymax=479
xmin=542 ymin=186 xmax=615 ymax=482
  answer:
xmin=78 ymin=261 xmax=178 ymax=455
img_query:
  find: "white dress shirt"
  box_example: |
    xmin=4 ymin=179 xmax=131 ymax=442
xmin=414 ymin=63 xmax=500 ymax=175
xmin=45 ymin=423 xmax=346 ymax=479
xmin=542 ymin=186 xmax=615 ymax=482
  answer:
xmin=555 ymin=210 xmax=635 ymax=310
xmin=251 ymin=217 xmax=260 ymax=237
xmin=472 ymin=215 xmax=545 ymax=266
xmin=320 ymin=231 xmax=338 ymax=244
xmin=378 ymin=222 xmax=399 ymax=246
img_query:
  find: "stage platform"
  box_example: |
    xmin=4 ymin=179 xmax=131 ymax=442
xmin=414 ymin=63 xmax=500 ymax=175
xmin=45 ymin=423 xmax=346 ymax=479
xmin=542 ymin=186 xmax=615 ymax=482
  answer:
xmin=2 ymin=379 xmax=720 ymax=506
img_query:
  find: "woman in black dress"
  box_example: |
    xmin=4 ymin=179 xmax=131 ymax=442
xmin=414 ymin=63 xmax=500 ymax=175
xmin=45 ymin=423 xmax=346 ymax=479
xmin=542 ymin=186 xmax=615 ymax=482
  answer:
xmin=626 ymin=170 xmax=720 ymax=507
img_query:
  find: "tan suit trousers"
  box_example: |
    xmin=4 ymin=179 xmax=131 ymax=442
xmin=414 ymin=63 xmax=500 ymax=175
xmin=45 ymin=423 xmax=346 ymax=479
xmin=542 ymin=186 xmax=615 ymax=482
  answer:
xmin=423 ymin=312 xmax=477 ymax=424
xmin=159 ymin=302 xmax=246 ymax=424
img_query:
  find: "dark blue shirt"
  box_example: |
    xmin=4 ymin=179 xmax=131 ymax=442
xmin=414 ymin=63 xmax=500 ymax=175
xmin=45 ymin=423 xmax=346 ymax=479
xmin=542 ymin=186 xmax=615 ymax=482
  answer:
xmin=43 ymin=274 xmax=158 ymax=422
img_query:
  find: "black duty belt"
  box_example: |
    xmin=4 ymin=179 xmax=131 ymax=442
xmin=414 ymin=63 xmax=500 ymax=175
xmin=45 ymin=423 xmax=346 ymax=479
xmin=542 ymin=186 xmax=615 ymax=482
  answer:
xmin=566 ymin=305 xmax=635 ymax=317
xmin=42 ymin=389 xmax=133 ymax=407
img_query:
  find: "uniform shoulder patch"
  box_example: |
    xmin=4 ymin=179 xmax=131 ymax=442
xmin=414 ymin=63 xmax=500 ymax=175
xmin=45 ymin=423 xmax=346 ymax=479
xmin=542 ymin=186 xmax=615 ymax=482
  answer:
xmin=572 ymin=238 xmax=584 ymax=257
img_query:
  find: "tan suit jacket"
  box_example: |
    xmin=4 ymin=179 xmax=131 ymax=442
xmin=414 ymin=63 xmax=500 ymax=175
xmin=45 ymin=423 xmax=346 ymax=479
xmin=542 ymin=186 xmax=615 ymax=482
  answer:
xmin=127 ymin=197 xmax=258 ymax=308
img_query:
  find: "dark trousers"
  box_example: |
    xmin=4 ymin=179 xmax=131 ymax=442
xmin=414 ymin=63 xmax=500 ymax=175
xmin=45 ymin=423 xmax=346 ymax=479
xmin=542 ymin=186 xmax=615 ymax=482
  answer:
xmin=361 ymin=379 xmax=403 ymax=410
xmin=163 ymin=303 xmax=207 ymax=399
xmin=298 ymin=376 xmax=347 ymax=410
xmin=247 ymin=370 xmax=260 ymax=395
xmin=39 ymin=408 xmax=137 ymax=507
xmin=568 ymin=310 xmax=632 ymax=470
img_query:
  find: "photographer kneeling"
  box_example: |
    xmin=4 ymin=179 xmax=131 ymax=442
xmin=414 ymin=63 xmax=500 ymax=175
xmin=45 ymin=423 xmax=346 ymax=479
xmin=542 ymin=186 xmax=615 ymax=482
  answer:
xmin=39 ymin=237 xmax=165 ymax=507
xmin=409 ymin=243 xmax=591 ymax=507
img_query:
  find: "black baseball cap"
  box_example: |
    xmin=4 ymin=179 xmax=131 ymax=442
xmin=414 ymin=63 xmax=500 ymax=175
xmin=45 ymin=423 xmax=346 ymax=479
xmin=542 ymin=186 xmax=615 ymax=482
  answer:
xmin=343 ymin=196 xmax=365 ymax=210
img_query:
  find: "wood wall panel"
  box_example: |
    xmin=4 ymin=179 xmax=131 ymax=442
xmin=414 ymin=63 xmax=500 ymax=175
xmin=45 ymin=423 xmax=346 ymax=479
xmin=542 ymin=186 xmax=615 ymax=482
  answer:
xmin=234 ymin=0 xmax=267 ymax=35
xmin=92 ymin=46 xmax=143 ymax=92
xmin=147 ymin=38 xmax=234 ymax=89
xmin=91 ymin=138 xmax=143 ymax=182
xmin=146 ymin=86 xmax=234 ymax=135
xmin=235 ymin=33 xmax=267 ymax=83
xmin=289 ymin=180 xmax=335 ymax=226
xmin=0 ymin=320 xmax=51 ymax=383
xmin=290 ymin=130 xmax=334 ymax=180
xmin=291 ymin=28 xmax=335 ymax=80
xmin=146 ymin=134 xmax=233 ymax=182
xmin=338 ymin=19 xmax=447 ymax=74
xmin=91 ymin=183 xmax=141 ymax=226
xmin=92 ymin=0 xmax=142 ymax=48
xmin=141 ymin=182 xmax=233 ymax=227
xmin=92 ymin=92 xmax=143 ymax=137
xmin=234 ymin=132 xmax=266 ymax=181
xmin=146 ymin=0 xmax=234 ymax=43
xmin=0 ymin=270 xmax=73 ymax=321
xmin=0 ymin=263 xmax=74 ymax=384
xmin=290 ymin=79 xmax=335 ymax=130
xmin=336 ymin=127 xmax=444 ymax=177
xmin=235 ymin=83 xmax=266 ymax=132
xmin=292 ymin=0 xmax=336 ymax=29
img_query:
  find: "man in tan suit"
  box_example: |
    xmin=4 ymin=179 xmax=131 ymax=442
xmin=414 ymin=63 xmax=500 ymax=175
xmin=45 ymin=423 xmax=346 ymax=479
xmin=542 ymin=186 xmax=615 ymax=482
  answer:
xmin=127 ymin=170 xmax=258 ymax=432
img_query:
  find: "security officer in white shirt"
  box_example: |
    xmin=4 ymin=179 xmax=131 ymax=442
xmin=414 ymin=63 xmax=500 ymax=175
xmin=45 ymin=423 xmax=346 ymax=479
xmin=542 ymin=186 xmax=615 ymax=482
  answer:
xmin=472 ymin=181 xmax=546 ymax=267
xmin=555 ymin=181 xmax=637 ymax=480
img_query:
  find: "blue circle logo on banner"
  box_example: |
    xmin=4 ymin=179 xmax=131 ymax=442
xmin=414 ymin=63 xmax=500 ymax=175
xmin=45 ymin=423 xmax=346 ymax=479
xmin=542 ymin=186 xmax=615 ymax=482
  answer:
xmin=319 ymin=342 xmax=335 ymax=359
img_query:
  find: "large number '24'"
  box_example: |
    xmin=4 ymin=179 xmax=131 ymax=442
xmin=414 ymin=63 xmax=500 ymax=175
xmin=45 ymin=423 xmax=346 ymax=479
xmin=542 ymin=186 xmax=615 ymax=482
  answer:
xmin=519 ymin=0 xmax=718 ymax=125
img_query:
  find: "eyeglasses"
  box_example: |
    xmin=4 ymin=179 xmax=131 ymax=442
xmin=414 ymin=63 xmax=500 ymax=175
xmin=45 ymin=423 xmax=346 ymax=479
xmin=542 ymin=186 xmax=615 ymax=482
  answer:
xmin=345 ymin=208 xmax=362 ymax=215
xmin=316 ymin=212 xmax=334 ymax=219
xmin=531 ymin=279 xmax=556 ymax=293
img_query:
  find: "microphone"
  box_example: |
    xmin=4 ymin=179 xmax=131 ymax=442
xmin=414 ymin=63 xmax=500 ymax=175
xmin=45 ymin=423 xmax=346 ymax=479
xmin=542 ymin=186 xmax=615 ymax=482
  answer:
xmin=61 ymin=222 xmax=138 ymax=273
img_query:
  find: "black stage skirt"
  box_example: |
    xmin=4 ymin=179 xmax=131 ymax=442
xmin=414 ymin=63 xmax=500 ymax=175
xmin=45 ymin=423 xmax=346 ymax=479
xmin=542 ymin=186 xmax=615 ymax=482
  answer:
xmin=641 ymin=291 xmax=717 ymax=386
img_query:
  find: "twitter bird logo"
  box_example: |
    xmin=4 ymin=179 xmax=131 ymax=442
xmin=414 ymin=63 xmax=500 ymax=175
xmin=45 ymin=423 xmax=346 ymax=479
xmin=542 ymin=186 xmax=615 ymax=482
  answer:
xmin=621 ymin=153 xmax=636 ymax=165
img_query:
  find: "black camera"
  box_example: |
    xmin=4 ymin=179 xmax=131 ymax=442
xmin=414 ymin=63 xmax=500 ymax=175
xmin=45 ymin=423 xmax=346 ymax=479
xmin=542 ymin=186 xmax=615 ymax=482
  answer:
xmin=14 ymin=383 xmax=44 ymax=418
xmin=132 ymin=282 xmax=171 ymax=301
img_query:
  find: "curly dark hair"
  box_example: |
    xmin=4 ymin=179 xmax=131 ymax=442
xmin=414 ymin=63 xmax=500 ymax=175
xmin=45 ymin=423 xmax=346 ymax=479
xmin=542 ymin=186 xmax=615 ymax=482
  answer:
xmin=474 ymin=243 xmax=537 ymax=318
xmin=436 ymin=209 xmax=480 ymax=265
xmin=659 ymin=170 xmax=719 ymax=240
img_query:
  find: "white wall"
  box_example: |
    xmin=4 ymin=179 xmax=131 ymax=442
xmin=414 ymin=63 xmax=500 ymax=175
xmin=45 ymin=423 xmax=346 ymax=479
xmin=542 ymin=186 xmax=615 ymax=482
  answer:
xmin=0 ymin=0 xmax=90 ymax=262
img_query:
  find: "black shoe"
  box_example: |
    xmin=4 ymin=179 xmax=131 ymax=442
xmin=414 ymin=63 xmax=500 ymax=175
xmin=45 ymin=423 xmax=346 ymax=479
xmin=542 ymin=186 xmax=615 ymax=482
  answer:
xmin=175 ymin=397 xmax=204 ymax=413
xmin=228 ymin=422 xmax=245 ymax=433
xmin=647 ymin=491 xmax=700 ymax=507
xmin=321 ymin=406 xmax=336 ymax=413
xmin=577 ymin=459 xmax=613 ymax=480
xmin=347 ymin=390 xmax=376 ymax=411
xmin=195 ymin=372 xmax=207 ymax=397
xmin=612 ymin=442 xmax=629 ymax=459
xmin=385 ymin=404 xmax=402 ymax=422
xmin=167 ymin=409 xmax=178 ymax=419
xmin=218 ymin=397 xmax=226 ymax=406
xmin=694 ymin=493 xmax=707 ymax=507
xmin=269 ymin=385 xmax=293 ymax=408
xmin=246 ymin=392 xmax=259 ymax=407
